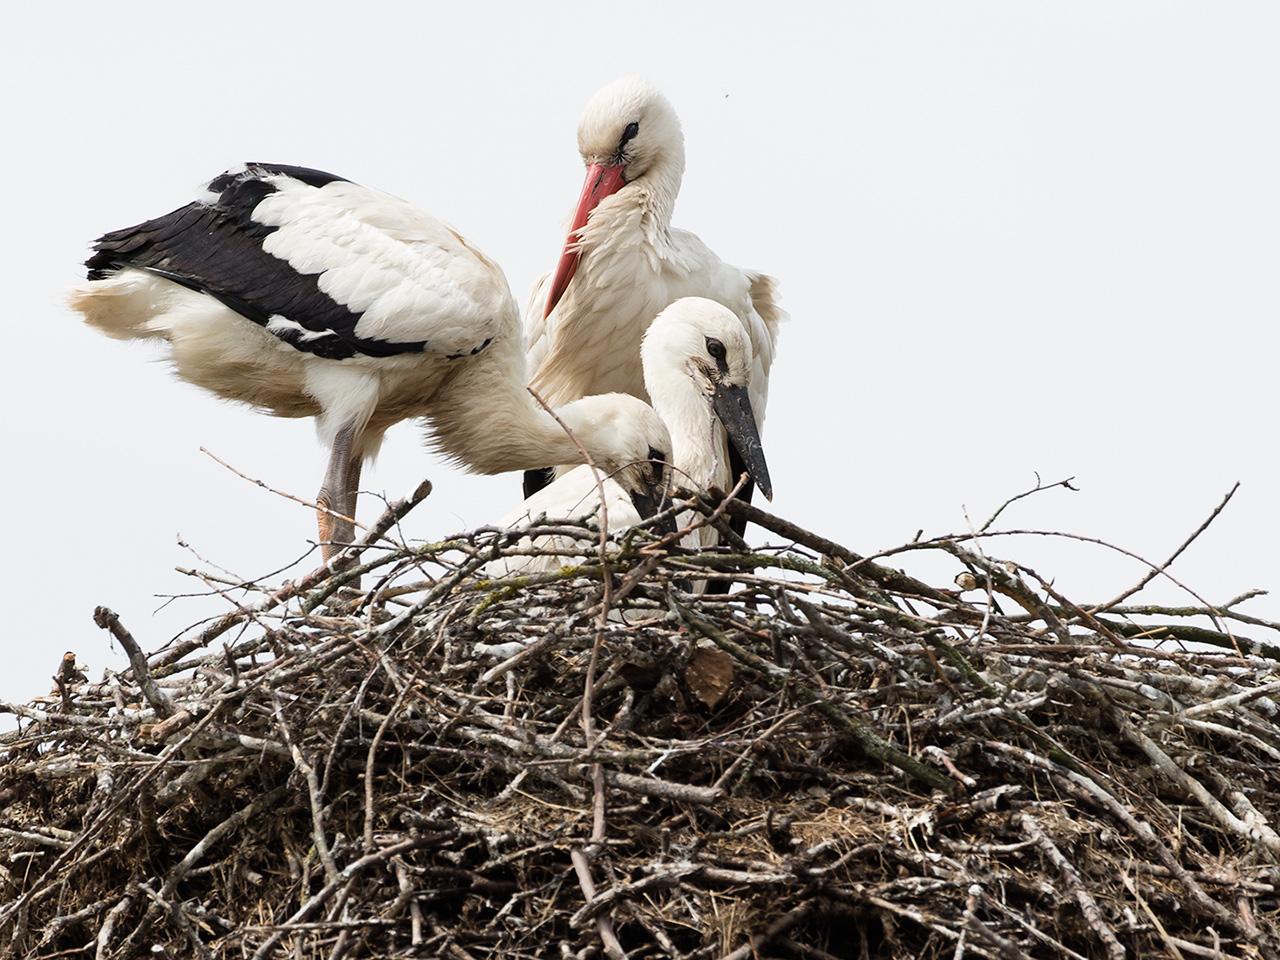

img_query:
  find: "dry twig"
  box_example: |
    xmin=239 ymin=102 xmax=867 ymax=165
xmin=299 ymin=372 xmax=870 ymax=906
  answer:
xmin=3 ymin=492 xmax=1280 ymax=959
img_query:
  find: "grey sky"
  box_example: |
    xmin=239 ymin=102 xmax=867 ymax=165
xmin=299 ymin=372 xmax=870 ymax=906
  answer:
xmin=2 ymin=2 xmax=1277 ymax=707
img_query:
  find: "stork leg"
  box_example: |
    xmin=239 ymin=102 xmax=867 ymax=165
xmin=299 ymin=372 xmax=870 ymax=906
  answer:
xmin=344 ymin=453 xmax=363 ymax=532
xmin=341 ymin=451 xmax=364 ymax=588
xmin=317 ymin=424 xmax=360 ymax=564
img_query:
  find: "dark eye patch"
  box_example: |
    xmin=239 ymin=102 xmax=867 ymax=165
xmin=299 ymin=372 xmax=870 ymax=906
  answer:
xmin=619 ymin=121 xmax=640 ymax=150
xmin=705 ymin=337 xmax=727 ymax=363
xmin=647 ymin=445 xmax=667 ymax=484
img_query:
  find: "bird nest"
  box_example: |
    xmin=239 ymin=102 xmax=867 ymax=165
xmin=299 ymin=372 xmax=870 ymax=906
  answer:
xmin=3 ymin=481 xmax=1280 ymax=959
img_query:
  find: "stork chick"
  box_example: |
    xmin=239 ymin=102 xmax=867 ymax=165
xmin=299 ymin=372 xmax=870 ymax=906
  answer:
xmin=490 ymin=297 xmax=770 ymax=578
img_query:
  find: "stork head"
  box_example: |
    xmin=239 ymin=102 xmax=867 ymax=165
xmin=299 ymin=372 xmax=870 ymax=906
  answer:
xmin=641 ymin=298 xmax=772 ymax=501
xmin=576 ymin=76 xmax=684 ymax=181
xmin=543 ymin=77 xmax=685 ymax=318
xmin=558 ymin=392 xmax=673 ymax=523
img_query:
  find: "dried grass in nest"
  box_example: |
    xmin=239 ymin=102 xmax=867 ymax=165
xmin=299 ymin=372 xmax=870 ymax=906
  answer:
xmin=3 ymin=480 xmax=1280 ymax=959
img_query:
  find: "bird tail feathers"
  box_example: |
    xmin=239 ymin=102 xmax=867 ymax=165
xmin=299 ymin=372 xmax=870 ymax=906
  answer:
xmin=746 ymin=272 xmax=788 ymax=340
xmin=69 ymin=270 xmax=174 ymax=342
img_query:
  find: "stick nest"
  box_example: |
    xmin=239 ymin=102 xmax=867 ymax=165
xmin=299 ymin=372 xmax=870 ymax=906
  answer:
xmin=4 ymin=485 xmax=1280 ymax=959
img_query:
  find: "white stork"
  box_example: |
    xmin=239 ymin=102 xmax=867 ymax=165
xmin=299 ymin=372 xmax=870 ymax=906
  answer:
xmin=523 ymin=78 xmax=785 ymax=532
xmin=489 ymin=298 xmax=771 ymax=578
xmin=72 ymin=163 xmax=671 ymax=560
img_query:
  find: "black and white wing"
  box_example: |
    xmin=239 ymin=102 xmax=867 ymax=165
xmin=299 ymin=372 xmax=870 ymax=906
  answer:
xmin=86 ymin=163 xmax=512 ymax=360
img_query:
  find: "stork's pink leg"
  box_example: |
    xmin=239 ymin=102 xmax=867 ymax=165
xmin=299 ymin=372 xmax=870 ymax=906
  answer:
xmin=317 ymin=425 xmax=359 ymax=564
xmin=340 ymin=452 xmax=364 ymax=591
xmin=344 ymin=454 xmax=363 ymax=530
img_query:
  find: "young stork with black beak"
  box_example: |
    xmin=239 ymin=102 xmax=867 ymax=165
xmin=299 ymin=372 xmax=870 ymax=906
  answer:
xmin=72 ymin=163 xmax=671 ymax=560
xmin=489 ymin=298 xmax=771 ymax=578
xmin=523 ymin=78 xmax=785 ymax=525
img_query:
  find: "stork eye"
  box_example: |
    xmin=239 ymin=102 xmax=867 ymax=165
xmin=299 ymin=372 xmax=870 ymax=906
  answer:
xmin=619 ymin=121 xmax=640 ymax=149
xmin=705 ymin=337 xmax=727 ymax=362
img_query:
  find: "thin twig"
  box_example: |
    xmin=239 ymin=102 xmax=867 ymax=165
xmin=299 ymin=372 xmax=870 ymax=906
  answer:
xmin=201 ymin=446 xmax=367 ymax=533
xmin=1092 ymin=482 xmax=1239 ymax=614
xmin=979 ymin=473 xmax=1078 ymax=533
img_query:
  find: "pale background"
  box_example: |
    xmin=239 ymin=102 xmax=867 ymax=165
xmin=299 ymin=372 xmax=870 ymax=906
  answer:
xmin=2 ymin=2 xmax=1276 ymax=707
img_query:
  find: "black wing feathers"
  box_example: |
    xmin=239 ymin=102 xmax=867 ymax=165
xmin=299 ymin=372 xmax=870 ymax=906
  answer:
xmin=522 ymin=467 xmax=558 ymax=500
xmin=85 ymin=163 xmax=428 ymax=360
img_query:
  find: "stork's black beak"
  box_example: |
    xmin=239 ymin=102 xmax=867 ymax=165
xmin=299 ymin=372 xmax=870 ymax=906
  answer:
xmin=629 ymin=488 xmax=660 ymax=521
xmin=711 ymin=382 xmax=772 ymax=500
xmin=629 ymin=467 xmax=677 ymax=536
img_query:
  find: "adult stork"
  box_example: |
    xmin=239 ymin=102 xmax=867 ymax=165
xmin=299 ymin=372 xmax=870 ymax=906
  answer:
xmin=523 ymin=77 xmax=785 ymax=529
xmin=490 ymin=298 xmax=771 ymax=578
xmin=72 ymin=163 xmax=671 ymax=560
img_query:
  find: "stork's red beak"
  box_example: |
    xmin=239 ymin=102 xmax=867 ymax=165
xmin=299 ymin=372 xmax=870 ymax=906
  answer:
xmin=543 ymin=162 xmax=627 ymax=318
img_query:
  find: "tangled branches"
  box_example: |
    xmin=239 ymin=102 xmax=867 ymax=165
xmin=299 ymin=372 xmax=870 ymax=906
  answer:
xmin=2 ymin=486 xmax=1280 ymax=958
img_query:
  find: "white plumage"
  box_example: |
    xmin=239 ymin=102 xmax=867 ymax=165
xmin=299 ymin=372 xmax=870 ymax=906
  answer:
xmin=488 ymin=298 xmax=771 ymax=578
xmin=72 ymin=163 xmax=671 ymax=559
xmin=523 ymin=78 xmax=785 ymax=501
xmin=251 ymin=179 xmax=502 ymax=351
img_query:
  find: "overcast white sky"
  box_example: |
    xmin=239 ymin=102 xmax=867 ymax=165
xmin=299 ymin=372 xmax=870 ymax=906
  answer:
xmin=1 ymin=2 xmax=1277 ymax=707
